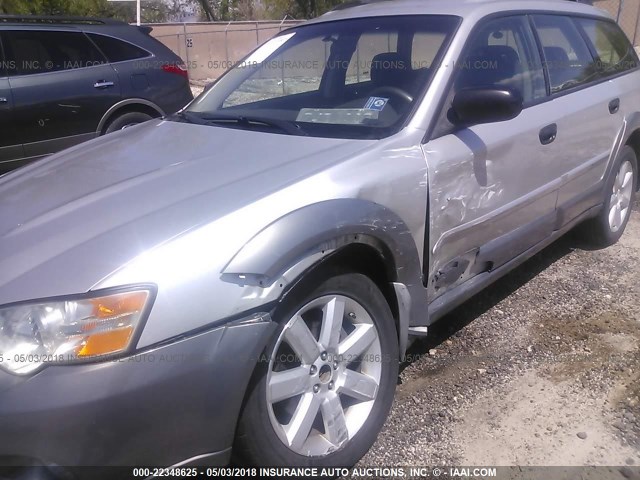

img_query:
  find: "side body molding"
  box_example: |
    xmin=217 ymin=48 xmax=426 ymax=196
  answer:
xmin=221 ymin=199 xmax=429 ymax=331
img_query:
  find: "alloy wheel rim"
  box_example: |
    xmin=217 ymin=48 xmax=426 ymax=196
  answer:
xmin=266 ymin=295 xmax=382 ymax=457
xmin=609 ymin=160 xmax=634 ymax=233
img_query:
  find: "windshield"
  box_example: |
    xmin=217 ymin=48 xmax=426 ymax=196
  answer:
xmin=182 ymin=15 xmax=459 ymax=140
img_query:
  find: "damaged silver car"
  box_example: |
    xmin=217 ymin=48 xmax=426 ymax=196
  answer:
xmin=0 ymin=0 xmax=638 ymax=473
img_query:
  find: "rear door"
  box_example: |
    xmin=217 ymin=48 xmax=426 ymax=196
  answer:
xmin=0 ymin=36 xmax=24 ymax=171
xmin=568 ymin=17 xmax=639 ymax=226
xmin=2 ymin=29 xmax=121 ymax=160
xmin=531 ymin=14 xmax=625 ymax=227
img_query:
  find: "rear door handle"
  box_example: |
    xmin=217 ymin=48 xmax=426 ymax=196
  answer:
xmin=94 ymin=81 xmax=115 ymax=89
xmin=609 ymin=98 xmax=620 ymax=114
xmin=0 ymin=97 xmax=7 ymax=103
xmin=539 ymin=123 xmax=557 ymax=145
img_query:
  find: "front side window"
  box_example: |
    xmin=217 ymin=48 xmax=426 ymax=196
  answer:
xmin=431 ymin=15 xmax=546 ymax=138
xmin=576 ymin=18 xmax=639 ymax=77
xmin=533 ymin=15 xmax=598 ymax=93
xmin=183 ymin=16 xmax=459 ymax=140
xmin=3 ymin=30 xmax=106 ymax=76
xmin=455 ymin=16 xmax=546 ymax=103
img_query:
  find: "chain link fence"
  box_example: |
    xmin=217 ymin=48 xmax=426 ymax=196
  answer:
xmin=148 ymin=1 xmax=640 ymax=83
xmin=594 ymin=0 xmax=640 ymax=44
xmin=149 ymin=19 xmax=303 ymax=82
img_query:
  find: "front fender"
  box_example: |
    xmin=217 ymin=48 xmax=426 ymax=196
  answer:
xmin=220 ymin=199 xmax=428 ymax=329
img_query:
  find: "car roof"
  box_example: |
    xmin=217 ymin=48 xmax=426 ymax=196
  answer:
xmin=0 ymin=15 xmax=140 ymax=34
xmin=306 ymin=0 xmax=612 ymax=25
xmin=0 ymin=17 xmax=160 ymax=45
xmin=0 ymin=15 xmax=126 ymax=26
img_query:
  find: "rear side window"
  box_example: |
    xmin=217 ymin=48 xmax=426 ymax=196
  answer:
xmin=576 ymin=18 xmax=638 ymax=77
xmin=3 ymin=30 xmax=106 ymax=76
xmin=88 ymin=33 xmax=150 ymax=63
xmin=532 ymin=15 xmax=598 ymax=93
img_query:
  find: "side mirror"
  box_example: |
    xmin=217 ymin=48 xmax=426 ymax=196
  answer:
xmin=452 ymin=87 xmax=523 ymax=126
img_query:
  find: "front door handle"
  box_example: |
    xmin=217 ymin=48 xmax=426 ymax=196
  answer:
xmin=539 ymin=123 xmax=557 ymax=145
xmin=94 ymin=81 xmax=115 ymax=89
xmin=0 ymin=97 xmax=7 ymax=103
xmin=609 ymin=98 xmax=620 ymax=114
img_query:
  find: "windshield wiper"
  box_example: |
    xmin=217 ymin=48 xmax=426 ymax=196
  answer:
xmin=174 ymin=111 xmax=211 ymax=125
xmin=176 ymin=111 xmax=308 ymax=136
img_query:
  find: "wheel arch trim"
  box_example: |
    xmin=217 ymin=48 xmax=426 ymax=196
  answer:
xmin=96 ymin=98 xmax=165 ymax=134
xmin=620 ymin=113 xmax=640 ymax=190
xmin=220 ymin=199 xmax=428 ymax=347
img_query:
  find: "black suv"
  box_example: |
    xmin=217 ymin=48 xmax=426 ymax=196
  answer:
xmin=0 ymin=16 xmax=193 ymax=173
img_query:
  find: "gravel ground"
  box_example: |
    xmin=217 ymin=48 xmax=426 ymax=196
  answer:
xmin=360 ymin=199 xmax=640 ymax=471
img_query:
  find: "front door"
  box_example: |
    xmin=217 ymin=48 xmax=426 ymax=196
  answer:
xmin=2 ymin=29 xmax=121 ymax=161
xmin=424 ymin=15 xmax=557 ymax=301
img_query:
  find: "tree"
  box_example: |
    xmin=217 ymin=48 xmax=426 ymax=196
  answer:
xmin=0 ymin=0 xmax=29 ymax=14
xmin=262 ymin=0 xmax=346 ymax=19
xmin=0 ymin=0 xmax=349 ymax=21
xmin=195 ymin=0 xmax=216 ymax=20
xmin=0 ymin=0 xmax=168 ymax=22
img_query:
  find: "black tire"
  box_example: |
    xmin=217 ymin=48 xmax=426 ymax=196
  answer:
xmin=104 ymin=112 xmax=153 ymax=134
xmin=579 ymin=145 xmax=637 ymax=248
xmin=233 ymin=272 xmax=398 ymax=468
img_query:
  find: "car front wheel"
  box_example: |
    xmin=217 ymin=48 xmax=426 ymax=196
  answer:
xmin=234 ymin=272 xmax=398 ymax=467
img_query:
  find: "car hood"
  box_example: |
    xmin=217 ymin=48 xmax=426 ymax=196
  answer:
xmin=0 ymin=120 xmax=374 ymax=304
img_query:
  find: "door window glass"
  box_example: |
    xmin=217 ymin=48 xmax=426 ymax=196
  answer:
xmin=533 ymin=15 xmax=598 ymax=93
xmin=456 ymin=16 xmax=546 ymax=102
xmin=88 ymin=33 xmax=150 ymax=63
xmin=3 ymin=30 xmax=106 ymax=76
xmin=576 ymin=18 xmax=638 ymax=77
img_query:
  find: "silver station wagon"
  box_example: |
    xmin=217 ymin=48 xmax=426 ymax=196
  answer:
xmin=0 ymin=0 xmax=638 ymax=474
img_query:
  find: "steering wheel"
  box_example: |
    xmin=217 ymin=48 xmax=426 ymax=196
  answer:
xmin=369 ymin=86 xmax=414 ymax=105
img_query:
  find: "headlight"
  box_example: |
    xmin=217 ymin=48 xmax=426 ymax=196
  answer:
xmin=0 ymin=286 xmax=155 ymax=375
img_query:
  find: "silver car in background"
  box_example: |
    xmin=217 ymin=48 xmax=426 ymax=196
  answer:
xmin=0 ymin=0 xmax=638 ymax=474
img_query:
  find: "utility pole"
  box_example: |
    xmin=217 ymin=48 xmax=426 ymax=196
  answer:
xmin=108 ymin=0 xmax=142 ymax=26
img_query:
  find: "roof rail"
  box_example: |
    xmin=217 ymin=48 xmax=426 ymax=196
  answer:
xmin=0 ymin=15 xmax=125 ymax=26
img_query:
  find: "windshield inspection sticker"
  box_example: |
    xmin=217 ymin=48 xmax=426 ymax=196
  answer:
xmin=296 ymin=108 xmax=378 ymax=125
xmin=364 ymin=97 xmax=389 ymax=111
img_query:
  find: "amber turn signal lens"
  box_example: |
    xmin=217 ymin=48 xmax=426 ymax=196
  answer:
xmin=90 ymin=290 xmax=149 ymax=319
xmin=76 ymin=290 xmax=150 ymax=357
xmin=77 ymin=326 xmax=135 ymax=357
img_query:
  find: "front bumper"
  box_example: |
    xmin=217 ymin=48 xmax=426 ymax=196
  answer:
xmin=0 ymin=313 xmax=275 ymax=476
